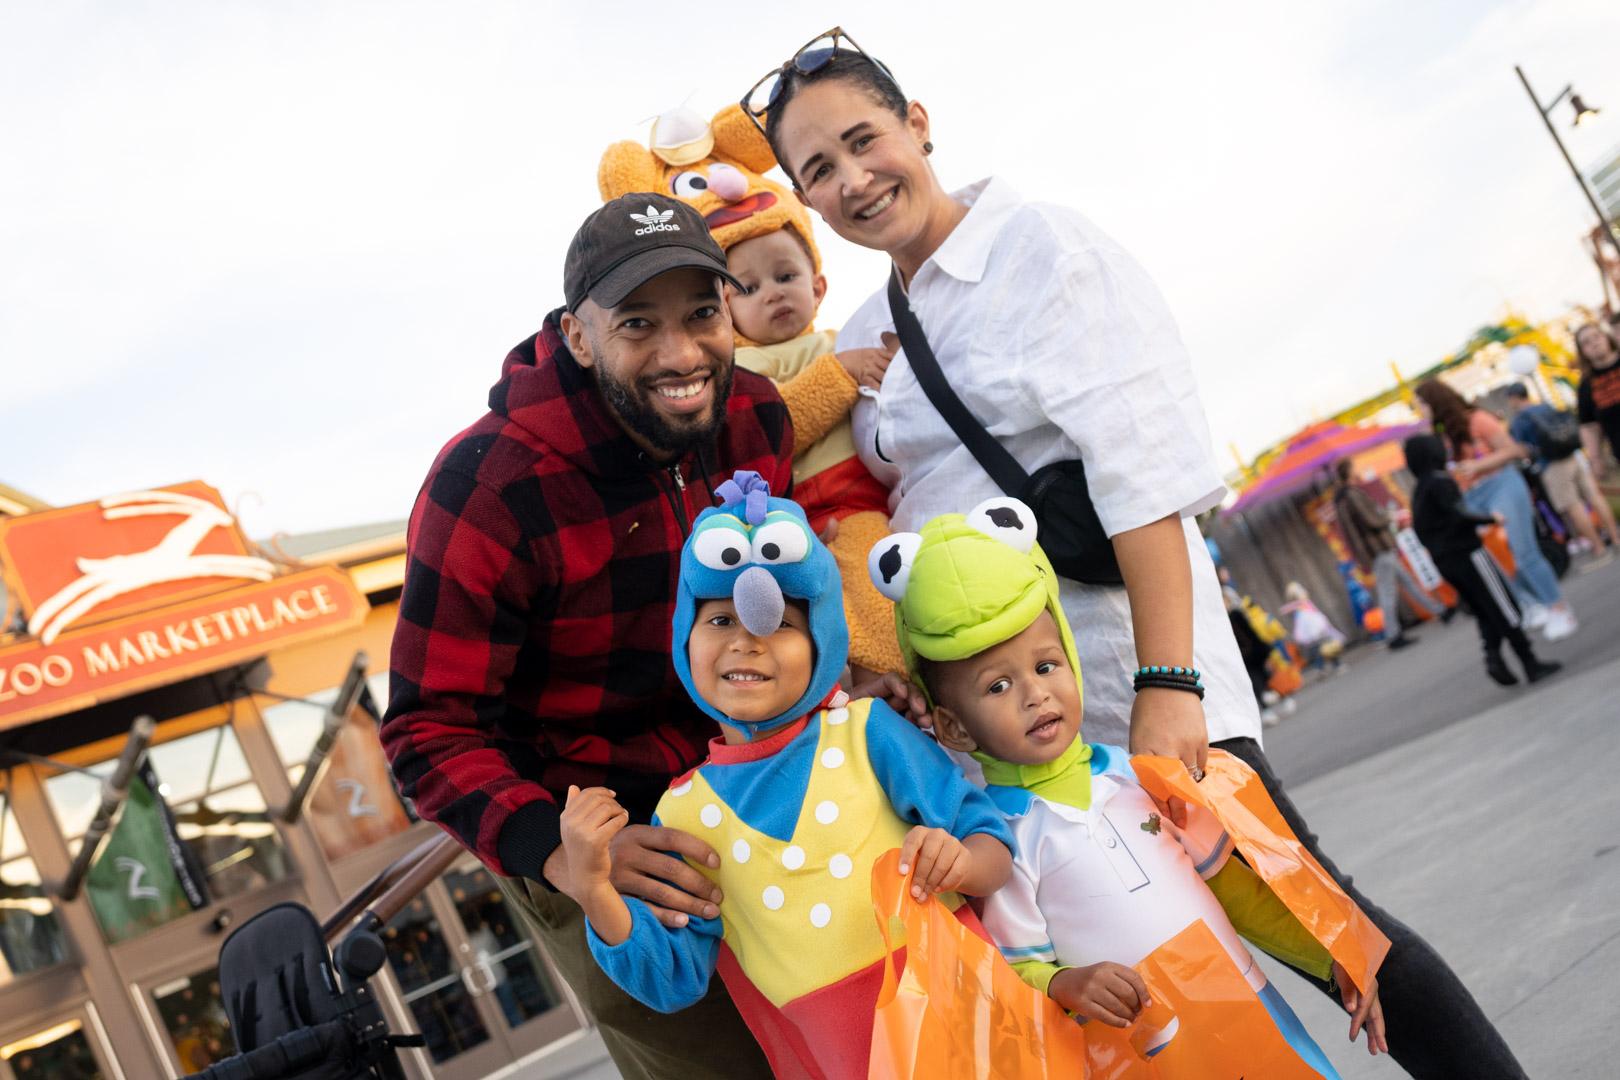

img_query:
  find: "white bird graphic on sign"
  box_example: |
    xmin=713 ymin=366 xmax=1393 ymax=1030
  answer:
xmin=28 ymin=489 xmax=276 ymax=644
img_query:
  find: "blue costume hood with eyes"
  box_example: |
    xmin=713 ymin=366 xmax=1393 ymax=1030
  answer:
xmin=672 ymin=471 xmax=849 ymax=735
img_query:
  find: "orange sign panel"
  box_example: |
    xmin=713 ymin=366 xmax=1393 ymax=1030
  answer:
xmin=0 ymin=566 xmax=366 ymax=731
xmin=0 ymin=481 xmax=274 ymax=643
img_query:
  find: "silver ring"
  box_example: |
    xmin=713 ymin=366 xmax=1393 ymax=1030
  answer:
xmin=1188 ymin=765 xmax=1205 ymax=782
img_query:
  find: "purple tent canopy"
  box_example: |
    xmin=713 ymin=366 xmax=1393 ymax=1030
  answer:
xmin=1224 ymin=420 xmax=1426 ymax=515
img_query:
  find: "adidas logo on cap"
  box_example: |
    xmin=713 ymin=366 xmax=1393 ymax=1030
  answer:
xmin=630 ymin=205 xmax=681 ymax=236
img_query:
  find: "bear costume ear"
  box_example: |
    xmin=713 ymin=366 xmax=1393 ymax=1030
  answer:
xmin=710 ymin=104 xmax=779 ymax=175
xmin=598 ymin=141 xmax=664 ymax=201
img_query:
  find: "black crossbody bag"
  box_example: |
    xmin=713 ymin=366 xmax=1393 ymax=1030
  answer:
xmin=887 ymin=270 xmax=1124 ymax=586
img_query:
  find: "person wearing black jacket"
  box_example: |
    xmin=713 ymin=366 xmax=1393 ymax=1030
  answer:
xmin=1404 ymin=435 xmax=1560 ymax=686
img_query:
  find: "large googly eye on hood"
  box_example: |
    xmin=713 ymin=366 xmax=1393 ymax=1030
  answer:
xmin=751 ymin=518 xmax=810 ymax=565
xmin=670 ymin=170 xmax=711 ymax=199
xmin=868 ymin=532 xmax=923 ymax=602
xmin=966 ymin=497 xmax=1037 ymax=554
xmin=692 ymin=522 xmax=751 ymax=570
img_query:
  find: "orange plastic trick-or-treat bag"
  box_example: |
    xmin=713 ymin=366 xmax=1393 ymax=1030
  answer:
xmin=866 ymin=849 xmax=1087 ymax=1079
xmin=866 ymin=750 xmax=1391 ymax=1078
xmin=866 ymin=850 xmax=1332 ymax=1079
xmin=1082 ymin=919 xmax=1327 ymax=1079
xmin=1131 ymin=750 xmax=1391 ymax=997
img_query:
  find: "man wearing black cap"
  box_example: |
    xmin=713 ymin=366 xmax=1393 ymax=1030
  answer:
xmin=383 ymin=194 xmax=790 ymax=1077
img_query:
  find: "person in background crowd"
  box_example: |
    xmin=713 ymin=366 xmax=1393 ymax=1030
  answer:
xmin=1404 ymin=435 xmax=1561 ymax=688
xmin=1224 ymin=587 xmax=1284 ymax=726
xmin=1503 ymin=382 xmax=1616 ymax=566
xmin=1575 ymin=321 xmax=1620 ymax=476
xmin=1414 ymin=378 xmax=1577 ymax=642
xmin=755 ymin=30 xmax=1529 ymax=1077
xmin=1280 ymin=581 xmax=1348 ymax=676
xmin=1331 ymin=459 xmax=1451 ymax=649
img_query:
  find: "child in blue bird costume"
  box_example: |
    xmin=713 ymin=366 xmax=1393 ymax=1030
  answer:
xmin=557 ymin=470 xmax=1014 ymax=1080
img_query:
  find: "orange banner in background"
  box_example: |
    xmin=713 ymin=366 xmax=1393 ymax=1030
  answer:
xmin=0 ymin=566 xmax=366 ymax=730
xmin=1132 ymin=752 xmax=1391 ymax=996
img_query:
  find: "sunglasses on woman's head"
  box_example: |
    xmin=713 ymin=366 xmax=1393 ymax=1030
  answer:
xmin=740 ymin=27 xmax=899 ymax=138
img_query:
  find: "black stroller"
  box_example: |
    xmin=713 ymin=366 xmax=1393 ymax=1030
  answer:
xmin=183 ymin=833 xmax=462 ymax=1080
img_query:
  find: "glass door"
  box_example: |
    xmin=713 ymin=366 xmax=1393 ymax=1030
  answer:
xmin=0 ymin=1007 xmax=116 ymax=1080
xmin=378 ymin=890 xmax=509 ymax=1080
xmin=439 ymin=862 xmax=580 ymax=1059
xmin=376 ymin=859 xmax=583 ymax=1079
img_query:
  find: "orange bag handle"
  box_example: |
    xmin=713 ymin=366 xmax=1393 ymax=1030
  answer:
xmin=1132 ymin=751 xmax=1391 ymax=995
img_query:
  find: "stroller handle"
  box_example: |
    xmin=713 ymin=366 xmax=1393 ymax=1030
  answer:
xmin=324 ymin=831 xmax=464 ymax=940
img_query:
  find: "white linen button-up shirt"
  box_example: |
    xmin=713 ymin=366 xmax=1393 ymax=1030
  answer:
xmin=842 ymin=177 xmax=1261 ymax=746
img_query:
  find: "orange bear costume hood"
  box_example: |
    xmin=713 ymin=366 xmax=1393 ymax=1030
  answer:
xmin=597 ymin=104 xmax=819 ymax=271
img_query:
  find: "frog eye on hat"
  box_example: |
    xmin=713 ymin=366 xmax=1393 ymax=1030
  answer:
xmin=751 ymin=513 xmax=811 ymax=565
xmin=966 ymin=497 xmax=1036 ymax=554
xmin=868 ymin=531 xmax=923 ymax=601
xmin=692 ymin=515 xmax=752 ymax=570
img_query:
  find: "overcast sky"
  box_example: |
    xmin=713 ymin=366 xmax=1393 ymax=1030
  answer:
xmin=5 ymin=1 xmax=1619 ymax=539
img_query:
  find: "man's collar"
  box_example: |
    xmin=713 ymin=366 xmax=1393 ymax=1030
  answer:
xmin=924 ymin=177 xmax=1020 ymax=286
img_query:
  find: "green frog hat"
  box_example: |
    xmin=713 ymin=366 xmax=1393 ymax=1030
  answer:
xmin=867 ymin=497 xmax=1082 ymax=709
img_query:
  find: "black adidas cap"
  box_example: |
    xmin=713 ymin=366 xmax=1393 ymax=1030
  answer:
xmin=564 ymin=193 xmax=742 ymax=313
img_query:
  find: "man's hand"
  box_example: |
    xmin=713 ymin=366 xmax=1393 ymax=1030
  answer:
xmin=558 ymin=785 xmax=629 ymax=895
xmin=837 ymin=332 xmax=899 ymax=390
xmin=898 ymin=826 xmax=970 ymax=900
xmin=848 ymin=670 xmax=932 ymax=730
xmin=1334 ymin=961 xmax=1389 ymax=1055
xmin=607 ymin=824 xmax=724 ymax=928
xmin=1048 ymin=963 xmax=1152 ymax=1028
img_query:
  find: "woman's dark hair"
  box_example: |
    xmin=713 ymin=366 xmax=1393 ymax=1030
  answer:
xmin=1413 ymin=378 xmax=1475 ymax=454
xmin=763 ymin=51 xmax=908 ymax=184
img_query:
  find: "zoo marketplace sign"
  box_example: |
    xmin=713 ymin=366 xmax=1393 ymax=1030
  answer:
xmin=0 ymin=482 xmax=366 ymax=730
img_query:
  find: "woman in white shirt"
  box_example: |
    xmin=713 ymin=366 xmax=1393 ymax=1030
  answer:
xmin=741 ymin=28 xmax=1525 ymax=1080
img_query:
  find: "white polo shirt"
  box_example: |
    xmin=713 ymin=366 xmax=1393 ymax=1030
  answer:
xmin=842 ymin=177 xmax=1260 ymax=746
xmin=979 ymin=746 xmax=1266 ymax=993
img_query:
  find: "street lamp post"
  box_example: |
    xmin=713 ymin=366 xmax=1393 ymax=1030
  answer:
xmin=1515 ymin=66 xmax=1620 ymax=267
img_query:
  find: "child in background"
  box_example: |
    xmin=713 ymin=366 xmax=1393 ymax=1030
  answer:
xmin=1280 ymin=582 xmax=1347 ymax=676
xmin=1404 ymin=435 xmax=1562 ymax=687
xmin=559 ymin=472 xmax=1013 ymax=1079
xmin=872 ymin=497 xmax=1385 ymax=1076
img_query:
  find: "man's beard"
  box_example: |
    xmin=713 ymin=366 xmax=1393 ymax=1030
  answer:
xmin=595 ymin=360 xmax=735 ymax=456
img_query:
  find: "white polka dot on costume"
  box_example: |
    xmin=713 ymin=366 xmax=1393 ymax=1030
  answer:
xmin=669 ymin=781 xmax=692 ymax=796
xmin=826 ymin=708 xmax=850 ymax=726
xmin=809 ymin=903 xmax=832 ymax=928
xmin=732 ymin=839 xmax=751 ymax=863
xmin=828 ymin=853 xmax=853 ymax=879
xmin=781 ymin=845 xmax=805 ymax=870
xmin=820 ymin=747 xmax=845 ymax=769
xmin=699 ymin=803 xmax=722 ymax=828
xmin=815 ymin=800 xmax=839 ymax=825
xmin=762 ymin=885 xmax=785 ymax=911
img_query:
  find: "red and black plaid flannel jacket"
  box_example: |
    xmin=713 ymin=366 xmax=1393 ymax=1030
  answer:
xmin=382 ymin=309 xmax=793 ymax=882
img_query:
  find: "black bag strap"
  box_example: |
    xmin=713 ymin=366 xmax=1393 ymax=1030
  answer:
xmin=887 ymin=269 xmax=1030 ymax=497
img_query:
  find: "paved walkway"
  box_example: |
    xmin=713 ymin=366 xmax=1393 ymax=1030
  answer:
xmin=1264 ymin=655 xmax=1620 ymax=1077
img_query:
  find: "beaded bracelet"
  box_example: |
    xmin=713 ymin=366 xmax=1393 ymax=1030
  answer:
xmin=1132 ymin=677 xmax=1206 ymax=700
xmin=1133 ymin=665 xmax=1201 ymax=681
